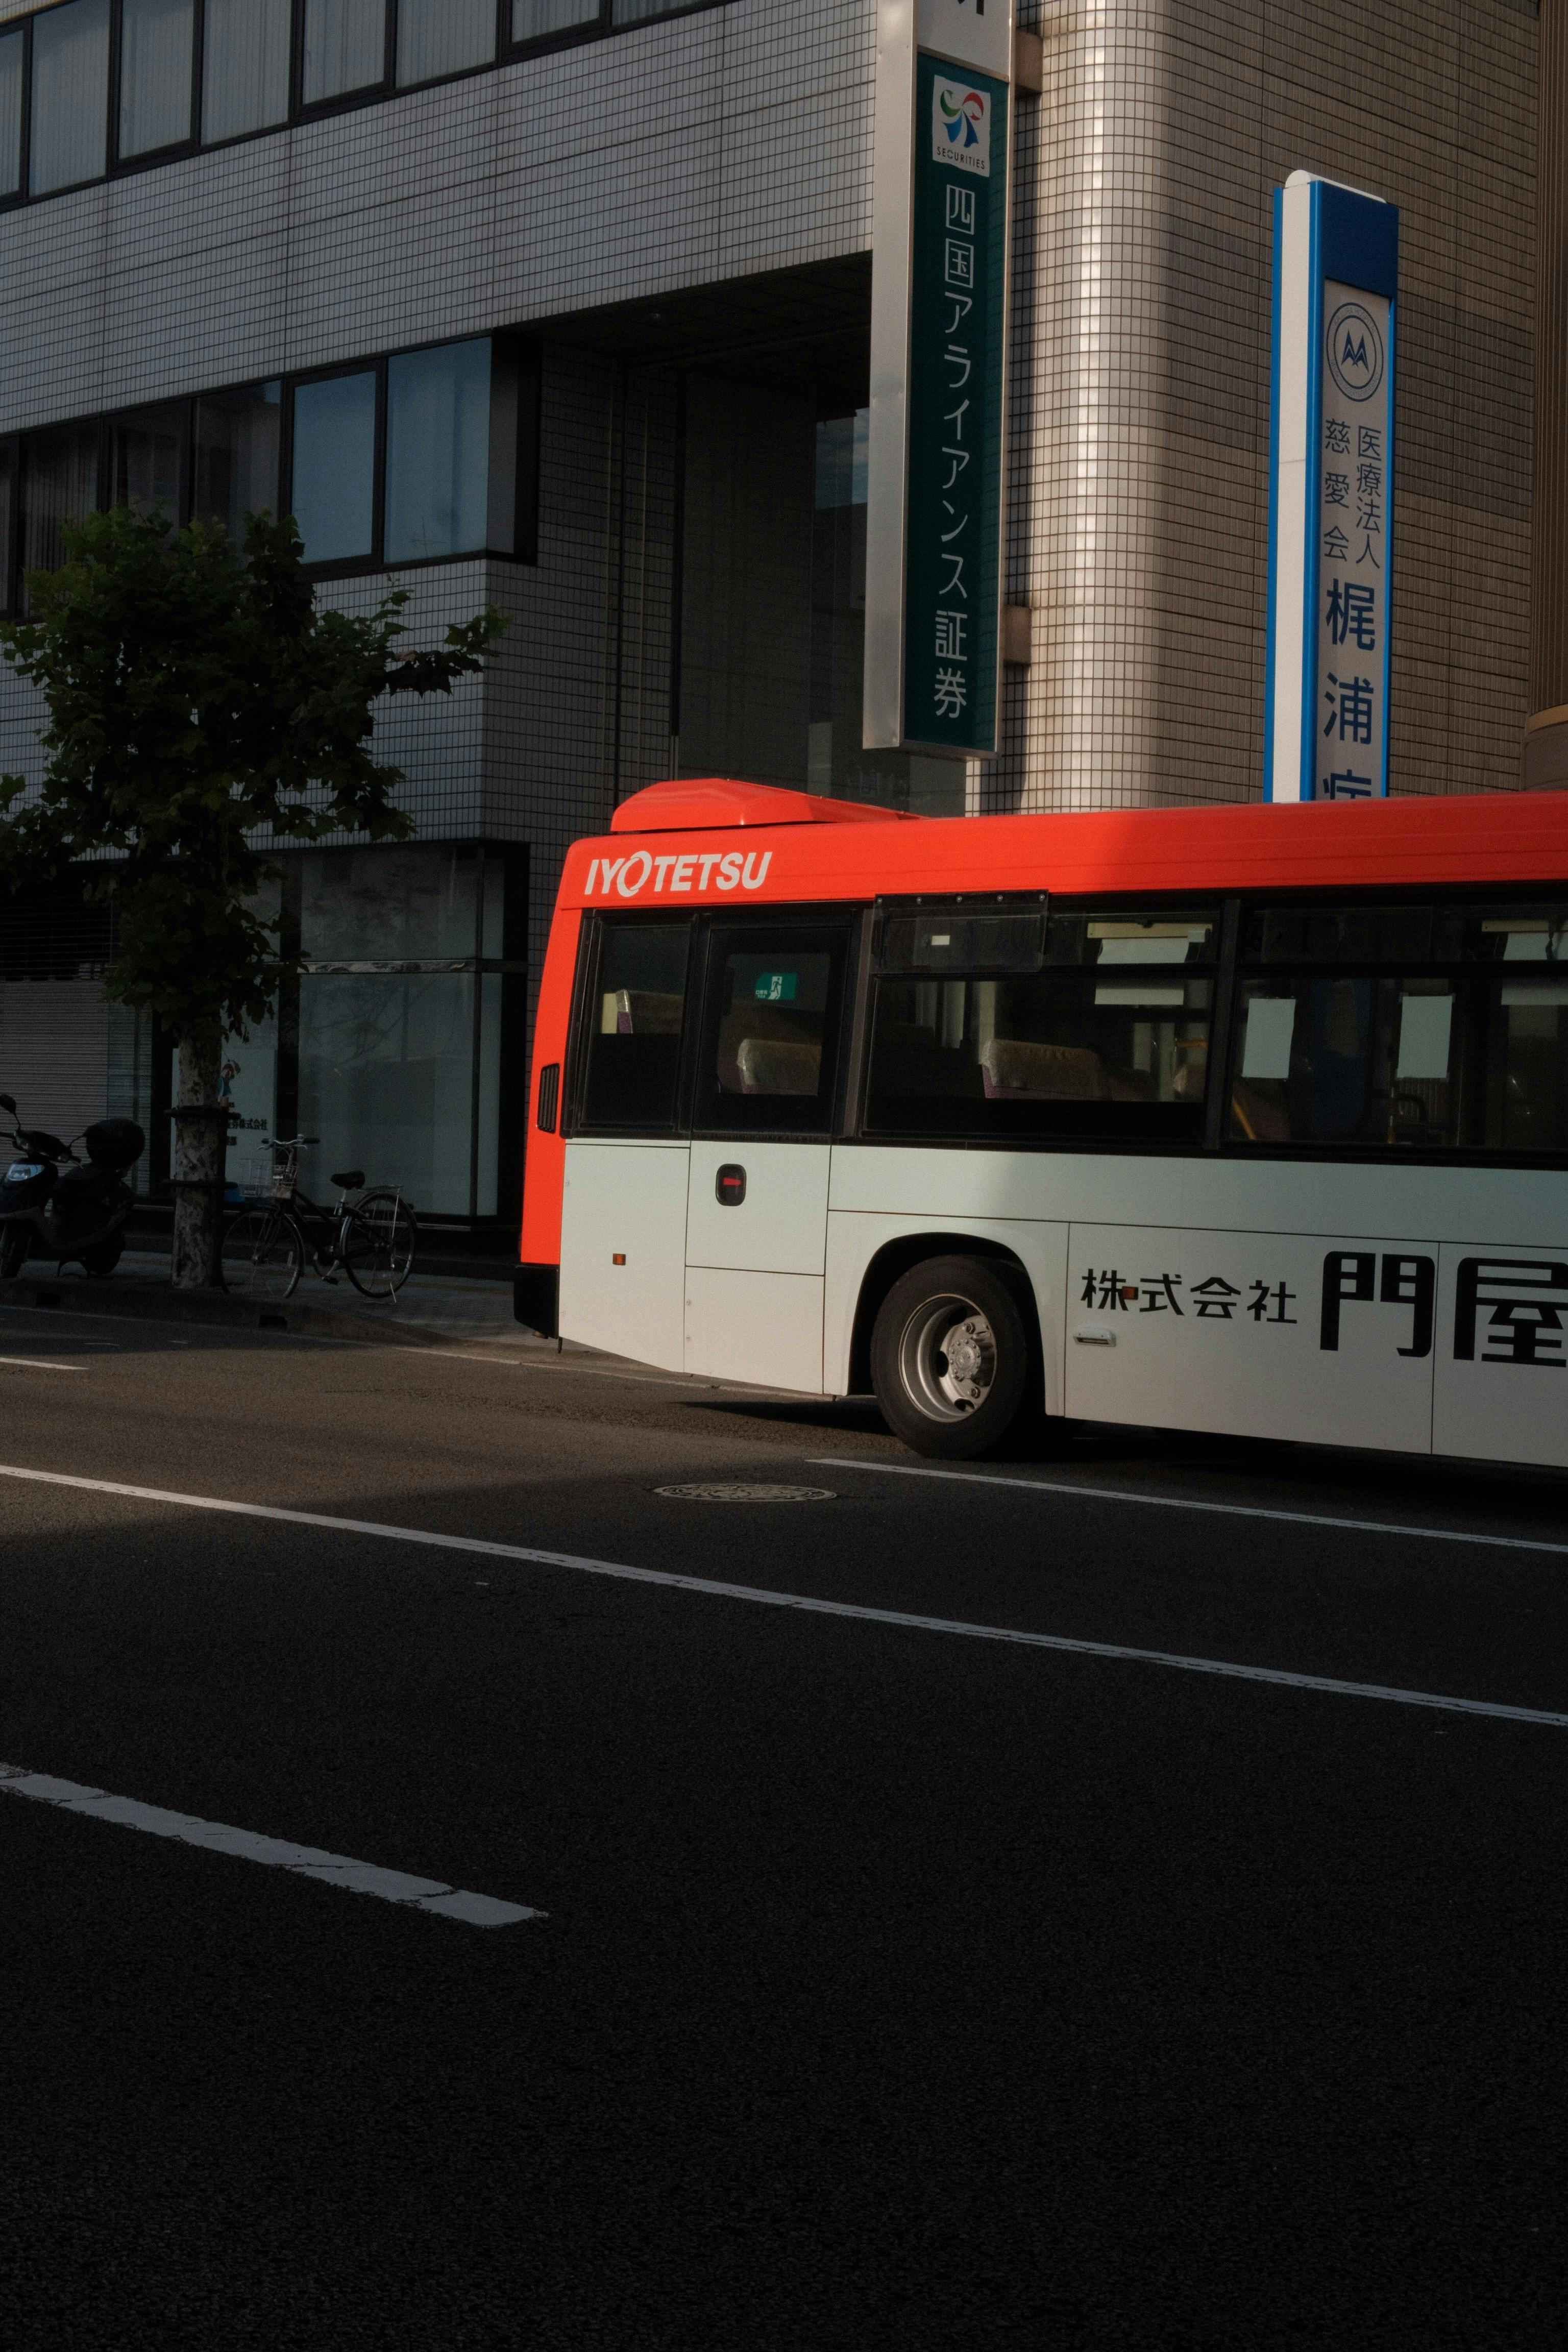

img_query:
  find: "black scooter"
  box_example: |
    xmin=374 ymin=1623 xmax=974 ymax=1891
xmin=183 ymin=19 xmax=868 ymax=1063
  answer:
xmin=0 ymin=1094 xmax=146 ymax=1279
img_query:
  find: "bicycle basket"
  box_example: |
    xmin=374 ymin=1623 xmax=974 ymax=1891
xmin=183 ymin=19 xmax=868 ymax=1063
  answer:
xmin=239 ymin=1150 xmax=295 ymax=1202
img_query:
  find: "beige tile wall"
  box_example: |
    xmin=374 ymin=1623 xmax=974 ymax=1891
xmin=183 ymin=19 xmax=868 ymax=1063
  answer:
xmin=982 ymin=0 xmax=1537 ymax=812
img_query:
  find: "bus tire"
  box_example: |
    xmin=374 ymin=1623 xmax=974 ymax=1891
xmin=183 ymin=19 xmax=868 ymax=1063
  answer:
xmin=870 ymin=1255 xmax=1034 ymax=1460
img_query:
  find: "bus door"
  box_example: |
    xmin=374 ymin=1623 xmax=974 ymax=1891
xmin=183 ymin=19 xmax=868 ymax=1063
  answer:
xmin=559 ymin=915 xmax=694 ymax=1374
xmin=683 ymin=914 xmax=860 ymax=1393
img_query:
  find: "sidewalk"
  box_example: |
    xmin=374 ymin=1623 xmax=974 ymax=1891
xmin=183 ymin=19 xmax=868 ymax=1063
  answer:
xmin=0 ymin=1246 xmax=549 ymax=1353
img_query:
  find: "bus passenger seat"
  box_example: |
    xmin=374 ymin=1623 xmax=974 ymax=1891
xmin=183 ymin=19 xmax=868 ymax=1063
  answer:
xmin=981 ymin=1039 xmax=1105 ymax=1100
xmin=1230 ymin=1082 xmax=1291 ymax=1141
xmin=615 ymin=988 xmax=685 ymax=1034
xmin=737 ymin=1037 xmax=822 ymax=1095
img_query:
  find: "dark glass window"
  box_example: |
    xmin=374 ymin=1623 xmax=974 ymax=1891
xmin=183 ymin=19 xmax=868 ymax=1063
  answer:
xmin=1230 ymin=898 xmax=1568 ymax=1158
xmin=119 ymin=0 xmax=194 ymax=158
xmin=1230 ymin=976 xmax=1463 ymax=1150
xmin=111 ymin=400 xmax=189 ymax=519
xmin=1468 ymin=906 xmax=1568 ymax=1154
xmin=398 ymin=0 xmax=494 ymax=84
xmin=20 ymin=421 xmax=101 ymax=596
xmin=302 ymin=0 xmax=388 ymax=106
xmin=612 ymin=0 xmax=690 ymax=20
xmin=692 ymin=919 xmax=855 ymax=1136
xmin=1231 ymin=901 xmax=1463 ymax=1149
xmin=384 ymin=339 xmax=490 ymax=561
xmin=0 ymin=29 xmax=23 ymax=197
xmin=202 ymin=0 xmax=291 ymax=142
xmin=1244 ymin=901 xmax=1464 ymax=966
xmin=866 ymin=904 xmax=1216 ymax=1142
xmin=0 ymin=339 xmax=528 ymax=588
xmin=290 ymin=372 xmax=378 ymax=564
xmin=579 ymin=921 xmax=693 ymax=1133
xmin=515 ymin=0 xmax=601 ymax=36
xmin=0 ymin=443 xmax=15 ymax=612
xmin=193 ymin=383 xmax=282 ymax=540
xmin=30 ymin=0 xmax=110 ymax=194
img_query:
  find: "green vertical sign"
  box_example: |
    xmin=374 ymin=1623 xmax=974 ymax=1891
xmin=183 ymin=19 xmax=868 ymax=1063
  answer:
xmin=903 ymin=52 xmax=1008 ymax=756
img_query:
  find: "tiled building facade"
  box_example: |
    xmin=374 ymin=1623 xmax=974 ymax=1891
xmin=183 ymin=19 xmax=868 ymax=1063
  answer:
xmin=0 ymin=0 xmax=1541 ymax=1234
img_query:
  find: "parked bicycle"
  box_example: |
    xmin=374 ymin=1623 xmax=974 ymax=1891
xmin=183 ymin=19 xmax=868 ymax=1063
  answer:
xmin=222 ymin=1137 xmax=417 ymax=1303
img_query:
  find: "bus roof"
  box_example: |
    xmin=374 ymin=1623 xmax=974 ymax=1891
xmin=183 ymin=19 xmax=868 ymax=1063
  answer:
xmin=570 ymin=779 xmax=1568 ymax=910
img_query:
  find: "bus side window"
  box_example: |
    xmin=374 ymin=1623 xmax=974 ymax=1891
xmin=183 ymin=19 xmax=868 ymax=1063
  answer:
xmin=691 ymin=920 xmax=856 ymax=1136
xmin=577 ymin=918 xmax=693 ymax=1133
xmin=864 ymin=903 xmax=1217 ymax=1141
xmin=1473 ymin=908 xmax=1568 ymax=1151
xmin=1228 ymin=901 xmax=1463 ymax=1149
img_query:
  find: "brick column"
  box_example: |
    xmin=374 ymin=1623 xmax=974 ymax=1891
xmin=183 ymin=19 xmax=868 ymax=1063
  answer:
xmin=1527 ymin=0 xmax=1568 ymax=785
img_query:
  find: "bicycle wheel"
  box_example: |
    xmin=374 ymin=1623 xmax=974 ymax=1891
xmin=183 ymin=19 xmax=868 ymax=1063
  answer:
xmin=341 ymin=1191 xmax=418 ymax=1300
xmin=223 ymin=1205 xmax=303 ymax=1302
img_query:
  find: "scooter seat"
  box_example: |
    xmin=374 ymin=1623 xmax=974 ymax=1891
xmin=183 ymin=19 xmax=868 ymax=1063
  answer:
xmin=331 ymin=1170 xmax=365 ymax=1191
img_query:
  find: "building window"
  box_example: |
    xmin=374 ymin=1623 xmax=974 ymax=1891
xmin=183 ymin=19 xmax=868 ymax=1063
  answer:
xmin=110 ymin=399 xmax=190 ymax=517
xmin=201 ymin=0 xmax=290 ymax=144
xmin=398 ymin=0 xmax=495 ymax=86
xmin=118 ymin=0 xmax=194 ymax=159
xmin=0 ymin=1 xmax=737 ymax=211
xmin=293 ymin=846 xmax=518 ymax=1220
xmin=514 ymin=0 xmax=601 ymax=37
xmin=0 ymin=339 xmax=534 ymax=611
xmin=193 ymin=383 xmax=283 ymax=541
xmin=0 ymin=29 xmax=23 ymax=197
xmin=20 ymin=423 xmax=101 ymax=600
xmin=30 ymin=0 xmax=111 ymax=195
xmin=301 ymin=0 xmax=390 ymax=107
xmin=384 ymin=339 xmax=492 ymax=562
xmin=0 ymin=443 xmax=15 ymax=603
xmin=289 ymin=370 xmax=379 ymax=565
xmin=288 ymin=336 xmax=536 ymax=574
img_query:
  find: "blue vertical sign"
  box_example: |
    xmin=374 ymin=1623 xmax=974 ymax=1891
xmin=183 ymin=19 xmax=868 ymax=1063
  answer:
xmin=1265 ymin=173 xmax=1399 ymax=802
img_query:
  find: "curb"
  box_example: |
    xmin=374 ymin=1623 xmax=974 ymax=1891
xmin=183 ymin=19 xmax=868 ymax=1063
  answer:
xmin=0 ymin=1275 xmax=446 ymax=1349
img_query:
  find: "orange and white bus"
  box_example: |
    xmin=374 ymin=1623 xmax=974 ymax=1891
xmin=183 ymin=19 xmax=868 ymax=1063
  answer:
xmin=517 ymin=777 xmax=1568 ymax=1468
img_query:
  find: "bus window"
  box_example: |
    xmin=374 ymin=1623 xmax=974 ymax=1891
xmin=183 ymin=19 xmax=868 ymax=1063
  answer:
xmin=864 ymin=904 xmax=1217 ymax=1142
xmin=1229 ymin=901 xmax=1464 ymax=1148
xmin=691 ymin=919 xmax=856 ymax=1136
xmin=1471 ymin=906 xmax=1568 ymax=1150
xmin=577 ymin=918 xmax=692 ymax=1133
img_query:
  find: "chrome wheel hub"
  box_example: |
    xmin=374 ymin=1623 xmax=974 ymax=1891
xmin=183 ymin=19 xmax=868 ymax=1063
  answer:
xmin=897 ymin=1295 xmax=998 ymax=1421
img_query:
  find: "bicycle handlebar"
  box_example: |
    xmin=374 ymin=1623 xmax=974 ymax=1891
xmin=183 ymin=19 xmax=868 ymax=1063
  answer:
xmin=262 ymin=1136 xmax=319 ymax=1149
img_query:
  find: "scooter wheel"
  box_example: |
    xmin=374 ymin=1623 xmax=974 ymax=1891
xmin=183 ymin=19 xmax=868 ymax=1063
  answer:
xmin=80 ymin=1234 xmax=125 ymax=1276
xmin=0 ymin=1230 xmax=29 ymax=1280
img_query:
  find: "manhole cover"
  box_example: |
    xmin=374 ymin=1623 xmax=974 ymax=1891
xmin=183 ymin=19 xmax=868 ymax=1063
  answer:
xmin=655 ymin=1482 xmax=836 ymax=1503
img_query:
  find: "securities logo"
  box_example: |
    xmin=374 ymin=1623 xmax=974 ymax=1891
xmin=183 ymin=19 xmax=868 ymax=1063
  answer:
xmin=1325 ymin=300 xmax=1385 ymax=402
xmin=934 ymin=82 xmax=990 ymax=177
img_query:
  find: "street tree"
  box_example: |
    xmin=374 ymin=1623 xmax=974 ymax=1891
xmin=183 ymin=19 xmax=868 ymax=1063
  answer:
xmin=0 ymin=506 xmax=505 ymax=1287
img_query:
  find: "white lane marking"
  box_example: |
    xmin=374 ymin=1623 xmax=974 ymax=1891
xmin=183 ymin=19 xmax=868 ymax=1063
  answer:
xmin=0 ymin=1355 xmax=85 ymax=1374
xmin=0 ymin=1462 xmax=1563 ymax=1731
xmin=810 ymin=1457 xmax=1568 ymax=1563
xmin=0 ymin=1762 xmax=543 ymax=1928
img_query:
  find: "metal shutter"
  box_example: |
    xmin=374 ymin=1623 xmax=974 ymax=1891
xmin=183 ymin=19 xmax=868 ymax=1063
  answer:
xmin=0 ymin=979 xmax=110 ymax=1147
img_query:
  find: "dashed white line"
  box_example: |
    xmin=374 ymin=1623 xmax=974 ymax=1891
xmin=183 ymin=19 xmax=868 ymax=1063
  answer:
xmin=0 ymin=1355 xmax=85 ymax=1374
xmin=0 ymin=1461 xmax=1563 ymax=1730
xmin=0 ymin=1762 xmax=543 ymax=1927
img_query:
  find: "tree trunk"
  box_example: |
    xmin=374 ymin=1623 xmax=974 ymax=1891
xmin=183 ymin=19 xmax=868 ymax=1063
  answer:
xmin=171 ymin=1030 xmax=226 ymax=1289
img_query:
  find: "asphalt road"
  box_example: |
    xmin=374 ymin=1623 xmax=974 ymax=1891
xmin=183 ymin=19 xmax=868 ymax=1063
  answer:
xmin=2 ymin=1303 xmax=1566 ymax=2349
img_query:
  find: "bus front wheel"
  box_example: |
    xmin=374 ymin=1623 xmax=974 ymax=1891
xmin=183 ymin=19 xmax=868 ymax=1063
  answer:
xmin=870 ymin=1255 xmax=1034 ymax=1460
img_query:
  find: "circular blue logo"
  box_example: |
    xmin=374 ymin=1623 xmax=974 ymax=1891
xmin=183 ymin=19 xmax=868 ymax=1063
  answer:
xmin=1326 ymin=301 xmax=1385 ymax=402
